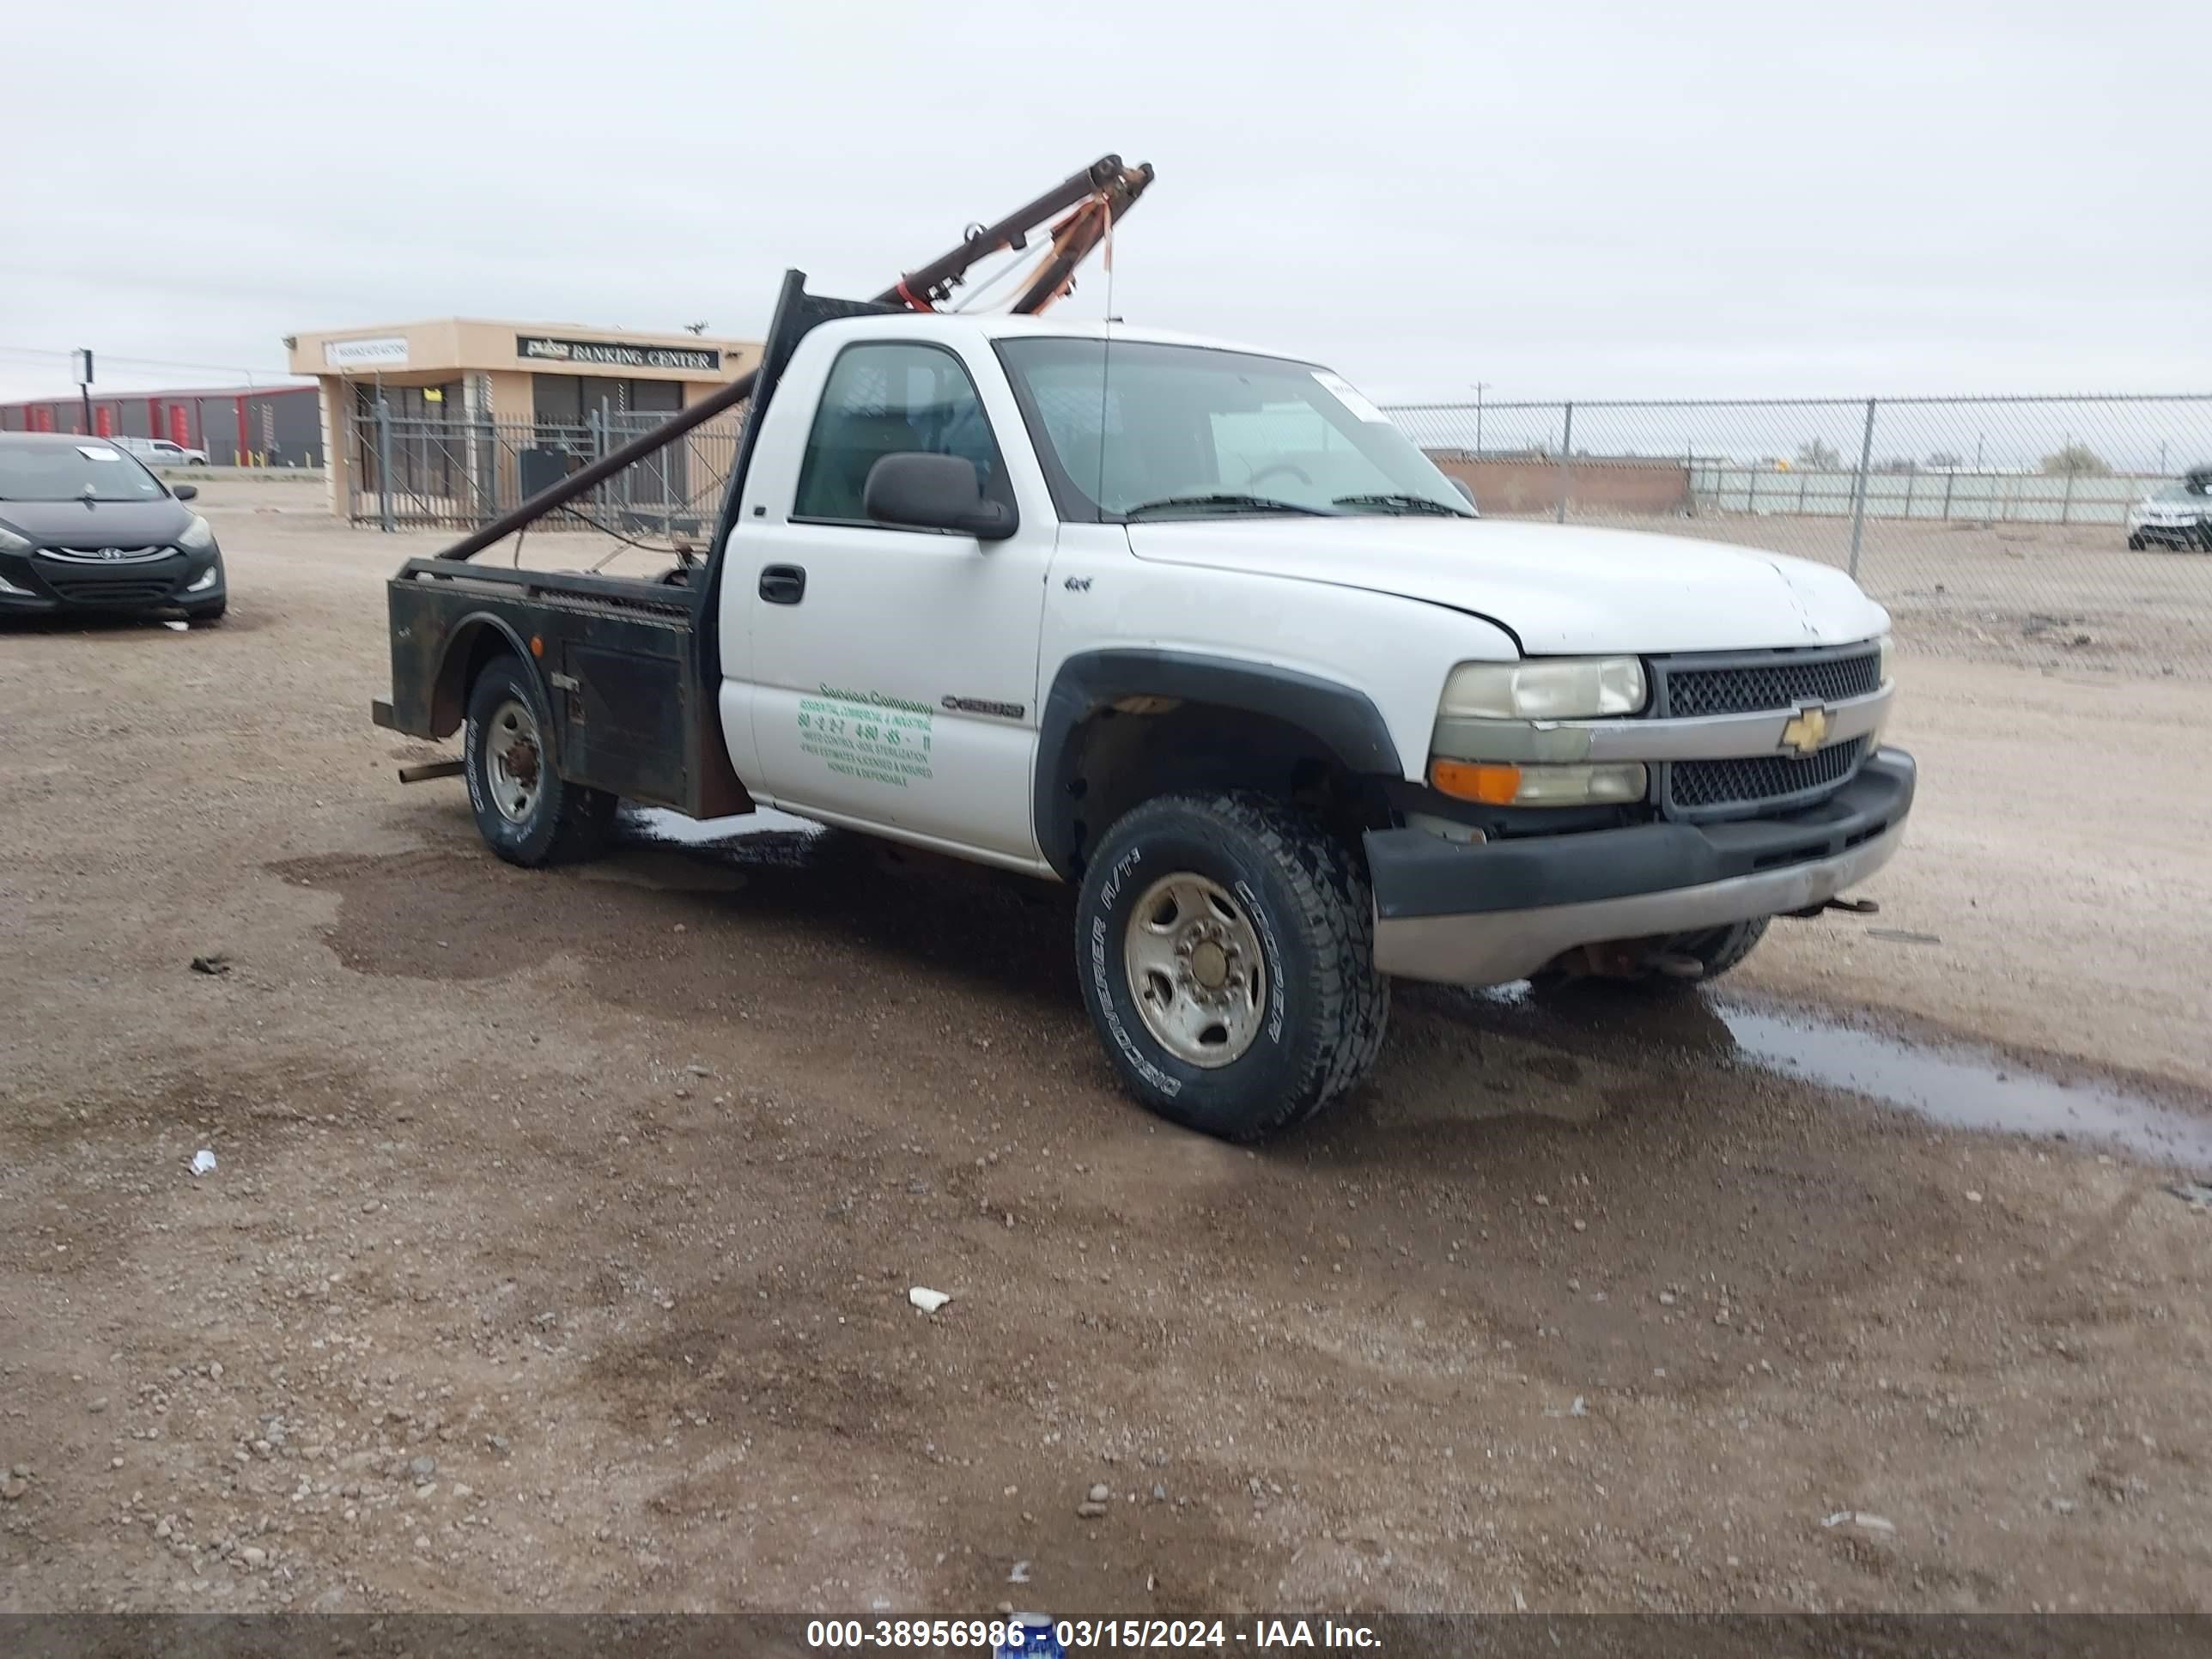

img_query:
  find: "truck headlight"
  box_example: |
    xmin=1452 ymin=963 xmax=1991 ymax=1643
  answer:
xmin=1430 ymin=758 xmax=1649 ymax=807
xmin=178 ymin=515 xmax=216 ymax=552
xmin=1440 ymin=657 xmax=1646 ymax=720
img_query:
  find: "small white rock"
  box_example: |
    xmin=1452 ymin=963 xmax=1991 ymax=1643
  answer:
xmin=191 ymin=1150 xmax=218 ymax=1177
xmin=908 ymin=1287 xmax=951 ymax=1315
xmin=1821 ymin=1510 xmax=1897 ymax=1534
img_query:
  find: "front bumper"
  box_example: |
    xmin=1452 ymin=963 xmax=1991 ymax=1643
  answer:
xmin=2132 ymin=520 xmax=2204 ymax=547
xmin=1367 ymin=748 xmax=1915 ymax=986
xmin=0 ymin=547 xmax=222 ymax=613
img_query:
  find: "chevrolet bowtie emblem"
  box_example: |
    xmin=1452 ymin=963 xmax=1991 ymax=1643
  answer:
xmin=1779 ymin=705 xmax=1832 ymax=757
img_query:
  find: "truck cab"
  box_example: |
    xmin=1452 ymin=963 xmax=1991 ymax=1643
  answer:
xmin=379 ymin=277 xmax=1912 ymax=1141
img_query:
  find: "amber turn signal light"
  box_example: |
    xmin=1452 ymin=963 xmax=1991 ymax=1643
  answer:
xmin=1430 ymin=759 xmax=1523 ymax=805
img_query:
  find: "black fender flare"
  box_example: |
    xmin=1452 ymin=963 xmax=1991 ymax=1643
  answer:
xmin=1034 ymin=648 xmax=1406 ymax=878
xmin=426 ymin=611 xmax=540 ymax=739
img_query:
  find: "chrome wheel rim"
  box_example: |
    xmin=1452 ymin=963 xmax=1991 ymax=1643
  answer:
xmin=1121 ymin=871 xmax=1267 ymax=1068
xmin=487 ymin=697 xmax=544 ymax=825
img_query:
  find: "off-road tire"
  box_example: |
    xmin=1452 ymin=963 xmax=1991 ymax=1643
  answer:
xmin=1074 ymin=791 xmax=1389 ymax=1141
xmin=463 ymin=654 xmax=617 ymax=867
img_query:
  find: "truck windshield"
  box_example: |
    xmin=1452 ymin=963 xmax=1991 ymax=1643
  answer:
xmin=0 ymin=442 xmax=167 ymax=503
xmin=995 ymin=337 xmax=1473 ymax=522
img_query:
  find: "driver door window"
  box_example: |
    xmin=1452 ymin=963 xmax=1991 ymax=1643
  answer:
xmin=793 ymin=343 xmax=1008 ymax=525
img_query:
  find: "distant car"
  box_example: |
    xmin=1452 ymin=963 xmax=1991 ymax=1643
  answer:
xmin=117 ymin=434 xmax=210 ymax=467
xmin=2126 ymin=470 xmax=2211 ymax=551
xmin=0 ymin=433 xmax=227 ymax=621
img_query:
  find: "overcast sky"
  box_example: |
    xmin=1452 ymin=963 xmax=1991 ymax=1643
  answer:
xmin=3 ymin=1 xmax=2206 ymax=405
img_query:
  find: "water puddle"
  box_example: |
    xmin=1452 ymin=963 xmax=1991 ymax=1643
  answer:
xmin=1714 ymin=1001 xmax=2212 ymax=1168
xmin=1444 ymin=984 xmax=2212 ymax=1166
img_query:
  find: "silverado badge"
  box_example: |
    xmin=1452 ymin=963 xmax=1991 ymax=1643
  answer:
xmin=1778 ymin=705 xmax=1832 ymax=758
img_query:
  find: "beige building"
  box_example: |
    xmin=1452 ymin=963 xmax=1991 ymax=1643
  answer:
xmin=283 ymin=318 xmax=762 ymax=521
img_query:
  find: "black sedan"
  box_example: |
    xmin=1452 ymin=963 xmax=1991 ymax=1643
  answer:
xmin=0 ymin=432 xmax=227 ymax=622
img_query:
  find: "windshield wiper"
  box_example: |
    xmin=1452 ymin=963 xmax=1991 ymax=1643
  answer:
xmin=1331 ymin=492 xmax=1472 ymax=517
xmin=1121 ymin=492 xmax=1336 ymax=519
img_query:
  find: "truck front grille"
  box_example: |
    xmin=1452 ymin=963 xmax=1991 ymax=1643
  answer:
xmin=1665 ymin=737 xmax=1868 ymax=819
xmin=1659 ymin=647 xmax=1881 ymax=717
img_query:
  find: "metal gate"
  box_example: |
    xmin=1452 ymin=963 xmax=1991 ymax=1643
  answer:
xmin=347 ymin=401 xmax=744 ymax=535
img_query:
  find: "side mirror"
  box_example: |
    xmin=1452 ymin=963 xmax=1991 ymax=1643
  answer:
xmin=171 ymin=483 xmax=198 ymax=501
xmin=1449 ymin=477 xmax=1478 ymax=509
xmin=863 ymin=453 xmax=1015 ymax=542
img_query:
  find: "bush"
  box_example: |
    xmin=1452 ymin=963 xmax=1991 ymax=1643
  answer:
xmin=2040 ymin=443 xmax=2111 ymax=477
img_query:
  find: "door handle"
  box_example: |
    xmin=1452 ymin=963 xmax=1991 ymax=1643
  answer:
xmin=758 ymin=563 xmax=806 ymax=605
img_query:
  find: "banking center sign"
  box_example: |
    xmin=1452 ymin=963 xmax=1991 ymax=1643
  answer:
xmin=517 ymin=335 xmax=721 ymax=374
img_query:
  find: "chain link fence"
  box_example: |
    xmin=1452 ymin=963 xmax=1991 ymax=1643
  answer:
xmin=343 ymin=391 xmax=2212 ymax=676
xmin=1385 ymin=394 xmax=2212 ymax=678
xmin=345 ymin=403 xmax=744 ymax=543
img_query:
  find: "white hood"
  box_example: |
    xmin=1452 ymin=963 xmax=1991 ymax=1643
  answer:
xmin=1127 ymin=517 xmax=1891 ymax=655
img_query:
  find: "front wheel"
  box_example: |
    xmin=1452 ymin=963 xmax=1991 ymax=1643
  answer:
xmin=1074 ymin=793 xmax=1388 ymax=1141
xmin=2127 ymin=533 xmax=2147 ymax=551
xmin=463 ymin=655 xmax=616 ymax=866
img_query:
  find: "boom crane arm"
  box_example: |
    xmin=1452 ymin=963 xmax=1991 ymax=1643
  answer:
xmin=430 ymin=155 xmax=1153 ymax=564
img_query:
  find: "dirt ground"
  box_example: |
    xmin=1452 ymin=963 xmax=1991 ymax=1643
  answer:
xmin=3 ymin=478 xmax=2209 ymax=1616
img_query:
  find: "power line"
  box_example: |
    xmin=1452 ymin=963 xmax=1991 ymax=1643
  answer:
xmin=0 ymin=343 xmax=290 ymax=378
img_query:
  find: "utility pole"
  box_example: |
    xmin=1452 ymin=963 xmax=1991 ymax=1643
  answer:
xmin=1470 ymin=382 xmax=1489 ymax=459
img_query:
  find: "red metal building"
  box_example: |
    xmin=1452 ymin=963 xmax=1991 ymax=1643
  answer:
xmin=0 ymin=382 xmax=321 ymax=466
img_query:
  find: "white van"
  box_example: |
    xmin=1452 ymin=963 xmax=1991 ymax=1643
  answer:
xmin=116 ymin=434 xmax=210 ymax=467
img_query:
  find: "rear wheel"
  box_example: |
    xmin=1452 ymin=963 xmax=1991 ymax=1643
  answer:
xmin=1074 ymin=792 xmax=1388 ymax=1141
xmin=2128 ymin=533 xmax=2147 ymax=550
xmin=462 ymin=655 xmax=616 ymax=866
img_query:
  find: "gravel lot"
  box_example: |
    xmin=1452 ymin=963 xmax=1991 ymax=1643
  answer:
xmin=3 ymin=479 xmax=2208 ymax=1615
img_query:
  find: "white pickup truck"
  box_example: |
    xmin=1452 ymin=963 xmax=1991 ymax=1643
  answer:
xmin=376 ymin=273 xmax=1913 ymax=1140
